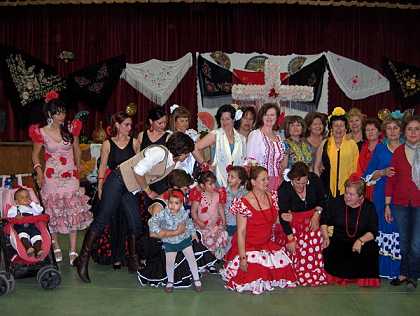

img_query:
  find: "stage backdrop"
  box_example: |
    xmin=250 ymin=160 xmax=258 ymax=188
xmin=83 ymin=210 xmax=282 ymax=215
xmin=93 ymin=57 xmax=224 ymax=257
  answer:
xmin=0 ymin=3 xmax=419 ymax=141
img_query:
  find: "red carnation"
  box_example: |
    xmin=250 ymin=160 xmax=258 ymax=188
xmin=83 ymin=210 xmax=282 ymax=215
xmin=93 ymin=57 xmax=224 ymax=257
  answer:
xmin=44 ymin=152 xmax=52 ymax=161
xmin=276 ymin=112 xmax=286 ymax=126
xmin=59 ymin=157 xmax=67 ymax=165
xmin=45 ymin=168 xmax=55 ymax=178
xmin=44 ymin=90 xmax=59 ymax=103
xmin=204 ymin=220 xmax=209 ymax=225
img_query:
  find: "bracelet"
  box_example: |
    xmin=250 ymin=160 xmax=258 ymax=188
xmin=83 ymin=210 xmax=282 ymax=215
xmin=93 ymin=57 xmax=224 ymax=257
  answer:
xmin=287 ymin=236 xmax=296 ymax=244
xmin=97 ymin=177 xmax=104 ymax=180
xmin=358 ymin=238 xmax=365 ymax=245
xmin=33 ymin=163 xmax=42 ymax=171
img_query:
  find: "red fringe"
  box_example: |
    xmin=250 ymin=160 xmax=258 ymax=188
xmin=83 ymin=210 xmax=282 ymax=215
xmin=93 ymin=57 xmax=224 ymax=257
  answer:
xmin=326 ymin=273 xmax=380 ymax=287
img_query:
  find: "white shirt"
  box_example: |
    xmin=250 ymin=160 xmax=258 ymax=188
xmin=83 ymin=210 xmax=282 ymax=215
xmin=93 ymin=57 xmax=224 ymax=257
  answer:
xmin=133 ymin=146 xmax=175 ymax=176
xmin=8 ymin=202 xmax=43 ymax=218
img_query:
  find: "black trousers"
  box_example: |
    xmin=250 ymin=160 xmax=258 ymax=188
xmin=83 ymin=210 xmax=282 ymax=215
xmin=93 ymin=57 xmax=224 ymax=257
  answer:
xmin=90 ymin=170 xmax=143 ymax=236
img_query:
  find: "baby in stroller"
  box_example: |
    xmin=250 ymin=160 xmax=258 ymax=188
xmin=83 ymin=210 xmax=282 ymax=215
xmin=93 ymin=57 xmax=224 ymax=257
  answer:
xmin=0 ymin=186 xmax=61 ymax=295
xmin=7 ymin=188 xmax=44 ymax=258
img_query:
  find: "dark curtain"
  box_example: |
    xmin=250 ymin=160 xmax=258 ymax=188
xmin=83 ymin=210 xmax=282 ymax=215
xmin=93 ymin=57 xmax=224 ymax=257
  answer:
xmin=0 ymin=4 xmax=419 ymax=141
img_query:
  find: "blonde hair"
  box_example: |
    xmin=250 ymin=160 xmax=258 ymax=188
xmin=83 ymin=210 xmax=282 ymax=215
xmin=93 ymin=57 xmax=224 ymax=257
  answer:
xmin=169 ymin=106 xmax=191 ymax=132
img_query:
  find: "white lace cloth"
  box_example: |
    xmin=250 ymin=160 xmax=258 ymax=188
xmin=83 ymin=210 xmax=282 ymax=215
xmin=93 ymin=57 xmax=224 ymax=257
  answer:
xmin=326 ymin=51 xmax=389 ymax=100
xmin=121 ymin=53 xmax=192 ymax=105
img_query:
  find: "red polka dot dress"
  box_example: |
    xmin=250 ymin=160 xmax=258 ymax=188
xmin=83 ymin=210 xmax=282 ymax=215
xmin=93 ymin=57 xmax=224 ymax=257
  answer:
xmin=220 ymin=192 xmax=296 ymax=294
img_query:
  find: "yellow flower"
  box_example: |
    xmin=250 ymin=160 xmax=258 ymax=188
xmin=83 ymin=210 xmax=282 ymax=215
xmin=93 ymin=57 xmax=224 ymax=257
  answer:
xmin=331 ymin=106 xmax=346 ymax=117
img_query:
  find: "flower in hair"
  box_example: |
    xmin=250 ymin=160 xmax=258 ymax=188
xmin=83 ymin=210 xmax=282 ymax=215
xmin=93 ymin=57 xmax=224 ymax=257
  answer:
xmin=226 ymin=164 xmax=234 ymax=173
xmin=234 ymin=109 xmax=243 ymax=122
xmin=330 ymin=107 xmax=346 ymax=117
xmin=390 ymin=110 xmax=403 ymax=120
xmin=170 ymin=104 xmax=180 ymax=114
xmin=276 ymin=112 xmax=285 ymax=126
xmin=45 ymin=90 xmax=59 ymax=103
xmin=201 ymin=163 xmax=210 ymax=172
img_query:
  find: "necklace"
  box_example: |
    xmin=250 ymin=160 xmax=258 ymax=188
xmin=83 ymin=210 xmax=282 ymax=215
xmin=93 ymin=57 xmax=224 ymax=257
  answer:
xmin=345 ymin=204 xmax=362 ymax=238
xmin=251 ymin=191 xmax=271 ymax=210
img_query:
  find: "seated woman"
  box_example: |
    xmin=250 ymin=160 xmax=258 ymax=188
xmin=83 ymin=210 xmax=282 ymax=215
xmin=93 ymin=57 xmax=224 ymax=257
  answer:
xmin=137 ymin=169 xmax=216 ymax=288
xmin=220 ymin=166 xmax=296 ymax=295
xmin=321 ymin=174 xmax=380 ymax=287
xmin=275 ymin=162 xmax=328 ymax=287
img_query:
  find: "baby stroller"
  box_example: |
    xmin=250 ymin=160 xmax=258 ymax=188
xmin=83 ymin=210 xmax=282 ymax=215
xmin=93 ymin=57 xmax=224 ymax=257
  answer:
xmin=0 ymin=182 xmax=61 ymax=296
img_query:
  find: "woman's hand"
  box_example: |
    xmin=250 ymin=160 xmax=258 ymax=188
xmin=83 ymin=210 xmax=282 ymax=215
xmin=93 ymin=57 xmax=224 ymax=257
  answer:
xmin=383 ymin=167 xmax=396 ymax=178
xmin=384 ymin=205 xmax=393 ymax=223
xmin=286 ymin=240 xmax=297 ymax=254
xmin=239 ymin=257 xmax=248 ymax=272
xmin=352 ymin=239 xmax=363 ymax=254
xmin=322 ymin=235 xmax=330 ymax=249
xmin=147 ymin=190 xmax=159 ymax=199
xmin=309 ymin=212 xmax=320 ymax=232
xmin=281 ymin=211 xmax=293 ymax=222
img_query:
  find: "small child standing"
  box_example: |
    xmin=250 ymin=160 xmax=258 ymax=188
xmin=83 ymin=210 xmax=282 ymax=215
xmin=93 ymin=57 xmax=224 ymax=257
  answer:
xmin=8 ymin=188 xmax=44 ymax=258
xmin=148 ymin=189 xmax=202 ymax=293
xmin=225 ymin=166 xmax=248 ymax=247
xmin=190 ymin=171 xmax=228 ymax=260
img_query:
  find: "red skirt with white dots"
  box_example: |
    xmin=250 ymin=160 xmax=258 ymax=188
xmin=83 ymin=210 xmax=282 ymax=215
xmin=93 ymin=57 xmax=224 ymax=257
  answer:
xmin=274 ymin=209 xmax=328 ymax=287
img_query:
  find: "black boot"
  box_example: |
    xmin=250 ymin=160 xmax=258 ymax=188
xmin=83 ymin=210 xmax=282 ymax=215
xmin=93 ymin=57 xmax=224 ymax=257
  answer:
xmin=127 ymin=234 xmax=139 ymax=273
xmin=73 ymin=229 xmax=98 ymax=283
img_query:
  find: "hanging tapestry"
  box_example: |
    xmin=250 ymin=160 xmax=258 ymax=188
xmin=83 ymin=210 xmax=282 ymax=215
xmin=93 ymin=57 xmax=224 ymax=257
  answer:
xmin=0 ymin=46 xmax=67 ymax=126
xmin=197 ymin=54 xmax=233 ymax=108
xmin=0 ymin=46 xmax=66 ymax=107
xmin=288 ymin=55 xmax=327 ymax=112
xmin=326 ymin=51 xmax=389 ymax=100
xmin=120 ymin=53 xmax=192 ymax=106
xmin=67 ymin=55 xmax=126 ymax=108
xmin=383 ymin=58 xmax=420 ymax=108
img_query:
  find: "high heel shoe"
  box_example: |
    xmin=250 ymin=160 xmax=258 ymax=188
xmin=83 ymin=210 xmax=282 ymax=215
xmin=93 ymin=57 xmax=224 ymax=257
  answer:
xmin=112 ymin=262 xmax=122 ymax=270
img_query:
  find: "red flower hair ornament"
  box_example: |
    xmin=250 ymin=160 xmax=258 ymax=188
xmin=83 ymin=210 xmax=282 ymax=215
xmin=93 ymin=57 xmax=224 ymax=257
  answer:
xmin=276 ymin=112 xmax=286 ymax=126
xmin=44 ymin=90 xmax=59 ymax=103
xmin=226 ymin=164 xmax=234 ymax=173
xmin=168 ymin=190 xmax=184 ymax=203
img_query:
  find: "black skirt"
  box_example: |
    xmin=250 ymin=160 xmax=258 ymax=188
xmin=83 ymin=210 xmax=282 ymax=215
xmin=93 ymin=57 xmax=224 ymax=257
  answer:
xmin=323 ymin=238 xmax=379 ymax=279
xmin=137 ymin=232 xmax=217 ymax=288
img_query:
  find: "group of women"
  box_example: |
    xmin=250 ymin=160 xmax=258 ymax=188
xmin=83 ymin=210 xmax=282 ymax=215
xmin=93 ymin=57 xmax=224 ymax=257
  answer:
xmin=30 ymin=91 xmax=420 ymax=294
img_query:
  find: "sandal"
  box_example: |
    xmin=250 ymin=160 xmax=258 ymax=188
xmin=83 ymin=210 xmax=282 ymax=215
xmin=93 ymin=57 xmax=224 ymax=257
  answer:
xmin=193 ymin=280 xmax=202 ymax=292
xmin=69 ymin=252 xmax=79 ymax=266
xmin=164 ymin=282 xmax=174 ymax=293
xmin=53 ymin=248 xmax=63 ymax=262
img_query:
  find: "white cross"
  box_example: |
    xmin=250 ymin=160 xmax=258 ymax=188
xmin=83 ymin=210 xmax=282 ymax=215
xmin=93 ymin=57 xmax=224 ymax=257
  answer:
xmin=231 ymin=59 xmax=314 ymax=106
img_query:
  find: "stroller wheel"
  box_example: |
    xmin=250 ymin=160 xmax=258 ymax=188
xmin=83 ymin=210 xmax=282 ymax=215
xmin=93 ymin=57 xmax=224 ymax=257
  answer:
xmin=0 ymin=273 xmax=10 ymax=296
xmin=37 ymin=266 xmax=61 ymax=290
xmin=1 ymin=272 xmax=15 ymax=293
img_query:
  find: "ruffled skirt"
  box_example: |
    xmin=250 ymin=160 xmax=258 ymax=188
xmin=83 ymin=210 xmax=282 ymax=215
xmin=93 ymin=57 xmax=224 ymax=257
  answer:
xmin=220 ymin=249 xmax=296 ymax=295
xmin=41 ymin=189 xmax=92 ymax=234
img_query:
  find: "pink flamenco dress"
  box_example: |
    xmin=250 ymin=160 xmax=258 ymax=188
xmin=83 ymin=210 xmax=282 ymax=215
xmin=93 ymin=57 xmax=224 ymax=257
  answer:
xmin=29 ymin=120 xmax=93 ymax=235
xmin=189 ymin=187 xmax=228 ymax=259
xmin=220 ymin=192 xmax=296 ymax=294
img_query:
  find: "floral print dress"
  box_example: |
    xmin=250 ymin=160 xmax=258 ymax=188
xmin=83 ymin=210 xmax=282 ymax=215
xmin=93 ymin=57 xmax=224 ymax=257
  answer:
xmin=29 ymin=121 xmax=92 ymax=234
xmin=190 ymin=187 xmax=228 ymax=259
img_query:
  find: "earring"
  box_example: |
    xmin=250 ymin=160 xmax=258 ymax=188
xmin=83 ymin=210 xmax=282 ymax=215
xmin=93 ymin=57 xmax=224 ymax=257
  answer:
xmin=47 ymin=117 xmax=53 ymax=127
